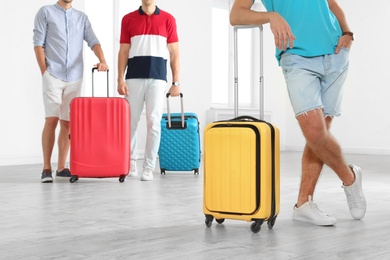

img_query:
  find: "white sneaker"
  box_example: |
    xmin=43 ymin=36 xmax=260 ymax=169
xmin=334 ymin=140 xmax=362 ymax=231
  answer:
xmin=342 ymin=165 xmax=366 ymax=220
xmin=293 ymin=196 xmax=336 ymax=226
xmin=140 ymin=168 xmax=154 ymax=181
xmin=128 ymin=160 xmax=138 ymax=177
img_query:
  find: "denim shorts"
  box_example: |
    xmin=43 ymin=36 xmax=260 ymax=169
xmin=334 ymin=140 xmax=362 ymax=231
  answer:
xmin=280 ymin=48 xmax=350 ymax=117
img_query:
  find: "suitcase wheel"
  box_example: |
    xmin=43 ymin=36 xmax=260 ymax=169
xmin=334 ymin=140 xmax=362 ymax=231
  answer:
xmin=205 ymin=215 xmax=214 ymax=228
xmin=215 ymin=218 xmax=225 ymax=224
xmin=119 ymin=176 xmax=126 ymax=183
xmin=69 ymin=176 xmax=78 ymax=183
xmin=194 ymin=169 xmax=199 ymax=175
xmin=267 ymin=216 xmax=277 ymax=229
xmin=160 ymin=169 xmax=166 ymax=175
xmin=250 ymin=220 xmax=264 ymax=233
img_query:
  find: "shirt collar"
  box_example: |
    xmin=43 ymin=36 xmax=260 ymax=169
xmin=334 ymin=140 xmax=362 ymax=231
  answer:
xmin=55 ymin=2 xmax=72 ymax=12
xmin=138 ymin=6 xmax=160 ymax=15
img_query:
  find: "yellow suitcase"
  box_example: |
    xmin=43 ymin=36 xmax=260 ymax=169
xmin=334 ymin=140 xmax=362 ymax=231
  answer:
xmin=203 ymin=25 xmax=279 ymax=233
xmin=203 ymin=116 xmax=280 ymax=233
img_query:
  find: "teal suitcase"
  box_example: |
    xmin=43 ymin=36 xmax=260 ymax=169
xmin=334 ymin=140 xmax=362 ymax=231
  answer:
xmin=158 ymin=93 xmax=201 ymax=175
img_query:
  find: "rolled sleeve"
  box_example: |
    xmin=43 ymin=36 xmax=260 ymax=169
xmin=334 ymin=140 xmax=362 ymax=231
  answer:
xmin=84 ymin=16 xmax=100 ymax=49
xmin=33 ymin=7 xmax=47 ymax=47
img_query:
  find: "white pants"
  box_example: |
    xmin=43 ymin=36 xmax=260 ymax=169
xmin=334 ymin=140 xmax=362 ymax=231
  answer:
xmin=125 ymin=78 xmax=167 ymax=171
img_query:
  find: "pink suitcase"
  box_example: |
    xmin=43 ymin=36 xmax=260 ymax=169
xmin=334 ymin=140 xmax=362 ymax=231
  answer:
xmin=69 ymin=68 xmax=130 ymax=183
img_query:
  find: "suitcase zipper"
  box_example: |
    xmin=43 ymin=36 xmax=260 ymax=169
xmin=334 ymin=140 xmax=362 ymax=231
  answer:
xmin=209 ymin=122 xmax=276 ymax=219
xmin=210 ymin=124 xmax=261 ymax=215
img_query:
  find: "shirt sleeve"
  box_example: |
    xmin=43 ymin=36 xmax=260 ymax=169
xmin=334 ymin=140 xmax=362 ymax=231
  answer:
xmin=119 ymin=15 xmax=131 ymax=44
xmin=84 ymin=15 xmax=100 ymax=49
xmin=167 ymin=15 xmax=178 ymax=44
xmin=260 ymin=0 xmax=273 ymax=11
xmin=33 ymin=7 xmax=47 ymax=47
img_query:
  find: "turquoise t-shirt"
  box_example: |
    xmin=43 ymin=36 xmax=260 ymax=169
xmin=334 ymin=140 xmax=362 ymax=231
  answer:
xmin=259 ymin=0 xmax=342 ymax=62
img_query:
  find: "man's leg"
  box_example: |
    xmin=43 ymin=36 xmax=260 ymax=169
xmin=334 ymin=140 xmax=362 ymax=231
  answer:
xmin=56 ymin=77 xmax=82 ymax=178
xmin=126 ymin=79 xmax=147 ymax=177
xmin=41 ymin=117 xmax=58 ymax=182
xmin=57 ymin=120 xmax=70 ymax=171
xmin=295 ymin=109 xmax=366 ymax=221
xmin=42 ymin=117 xmax=59 ymax=171
xmin=141 ymin=79 xmax=166 ymax=181
xmin=296 ymin=116 xmax=347 ymax=207
xmin=297 ymin=109 xmax=354 ymax=198
xmin=297 ymin=143 xmax=323 ymax=207
xmin=282 ymin=51 xmax=366 ymax=223
xmin=293 ymin=111 xmax=353 ymax=225
xmin=42 ymin=71 xmax=62 ymax=173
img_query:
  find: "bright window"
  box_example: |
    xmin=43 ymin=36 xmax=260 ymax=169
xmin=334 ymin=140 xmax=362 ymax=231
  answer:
xmin=212 ymin=0 xmax=260 ymax=108
xmin=211 ymin=4 xmax=229 ymax=106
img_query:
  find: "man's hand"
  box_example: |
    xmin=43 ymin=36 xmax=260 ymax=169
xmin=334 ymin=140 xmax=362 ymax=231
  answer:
xmin=94 ymin=62 xmax=109 ymax=72
xmin=168 ymin=85 xmax=181 ymax=97
xmin=269 ymin=12 xmax=296 ymax=50
xmin=335 ymin=35 xmax=353 ymax=54
xmin=117 ymin=80 xmax=129 ymax=96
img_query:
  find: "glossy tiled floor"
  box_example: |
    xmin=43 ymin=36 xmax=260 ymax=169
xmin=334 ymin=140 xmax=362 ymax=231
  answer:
xmin=0 ymin=152 xmax=389 ymax=259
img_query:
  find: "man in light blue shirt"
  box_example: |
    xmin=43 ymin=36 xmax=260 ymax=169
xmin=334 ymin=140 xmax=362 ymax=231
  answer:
xmin=231 ymin=0 xmax=366 ymax=226
xmin=33 ymin=0 xmax=108 ymax=183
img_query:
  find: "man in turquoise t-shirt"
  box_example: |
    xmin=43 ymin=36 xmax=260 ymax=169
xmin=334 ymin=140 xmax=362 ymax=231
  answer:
xmin=231 ymin=0 xmax=366 ymax=226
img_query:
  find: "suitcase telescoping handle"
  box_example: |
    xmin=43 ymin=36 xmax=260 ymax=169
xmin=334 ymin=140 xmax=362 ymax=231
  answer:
xmin=92 ymin=67 xmax=109 ymax=97
xmin=233 ymin=25 xmax=264 ymax=120
xmin=166 ymin=92 xmax=185 ymax=128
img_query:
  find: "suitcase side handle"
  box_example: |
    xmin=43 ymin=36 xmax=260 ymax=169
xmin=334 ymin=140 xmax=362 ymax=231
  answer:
xmin=166 ymin=92 xmax=184 ymax=128
xmin=92 ymin=67 xmax=109 ymax=97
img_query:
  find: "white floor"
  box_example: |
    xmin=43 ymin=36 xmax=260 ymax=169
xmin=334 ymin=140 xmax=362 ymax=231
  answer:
xmin=0 ymin=151 xmax=389 ymax=259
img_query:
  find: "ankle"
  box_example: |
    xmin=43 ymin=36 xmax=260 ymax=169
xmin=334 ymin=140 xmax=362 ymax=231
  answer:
xmin=296 ymin=196 xmax=311 ymax=208
xmin=342 ymin=167 xmax=355 ymax=186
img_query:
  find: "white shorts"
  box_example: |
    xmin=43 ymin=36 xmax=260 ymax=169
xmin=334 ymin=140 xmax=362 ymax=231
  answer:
xmin=42 ymin=71 xmax=82 ymax=121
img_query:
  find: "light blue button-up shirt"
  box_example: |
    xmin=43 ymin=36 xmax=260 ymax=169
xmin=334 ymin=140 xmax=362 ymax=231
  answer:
xmin=33 ymin=3 xmax=100 ymax=82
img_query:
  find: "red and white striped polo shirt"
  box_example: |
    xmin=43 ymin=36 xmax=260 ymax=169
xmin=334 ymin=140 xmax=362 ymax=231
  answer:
xmin=120 ymin=6 xmax=179 ymax=81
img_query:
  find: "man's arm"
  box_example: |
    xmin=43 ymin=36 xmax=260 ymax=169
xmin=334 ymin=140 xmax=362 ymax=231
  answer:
xmin=167 ymin=42 xmax=180 ymax=97
xmin=34 ymin=46 xmax=46 ymax=75
xmin=92 ymin=44 xmax=109 ymax=71
xmin=230 ymin=0 xmax=295 ymax=50
xmin=328 ymin=0 xmax=353 ymax=53
xmin=230 ymin=0 xmax=273 ymax=26
xmin=33 ymin=8 xmax=48 ymax=75
xmin=117 ymin=43 xmax=131 ymax=95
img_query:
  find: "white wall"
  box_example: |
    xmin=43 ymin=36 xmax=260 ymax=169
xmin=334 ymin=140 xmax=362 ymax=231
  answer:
xmin=334 ymin=0 xmax=390 ymax=154
xmin=0 ymin=0 xmax=388 ymax=166
xmin=0 ymin=0 xmax=85 ymax=166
